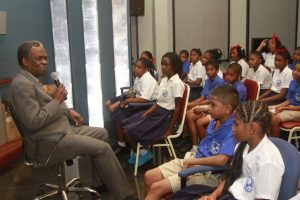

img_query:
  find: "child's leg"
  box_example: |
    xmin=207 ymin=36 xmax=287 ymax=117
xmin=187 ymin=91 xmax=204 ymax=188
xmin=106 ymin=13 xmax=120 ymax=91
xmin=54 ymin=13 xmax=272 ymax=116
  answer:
xmin=145 ymin=178 xmax=173 ymax=200
xmin=186 ymin=108 xmax=202 ymax=146
xmin=144 ymin=158 xmax=184 ymax=200
xmin=123 ymin=129 xmax=137 ymax=151
xmin=144 ymin=167 xmax=165 ymax=195
xmin=196 ymin=115 xmax=211 ymax=140
xmin=271 ymin=114 xmax=282 ymax=137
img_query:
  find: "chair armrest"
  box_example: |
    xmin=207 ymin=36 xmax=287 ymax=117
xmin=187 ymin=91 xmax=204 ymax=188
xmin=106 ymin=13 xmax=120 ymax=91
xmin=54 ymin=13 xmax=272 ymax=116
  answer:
xmin=178 ymin=165 xmax=228 ymax=178
xmin=120 ymin=86 xmax=132 ymax=94
xmin=179 ymin=165 xmax=228 ymax=189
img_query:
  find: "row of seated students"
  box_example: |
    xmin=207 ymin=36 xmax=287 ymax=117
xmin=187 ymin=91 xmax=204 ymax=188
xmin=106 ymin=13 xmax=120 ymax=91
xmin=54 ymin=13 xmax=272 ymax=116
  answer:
xmin=105 ymin=49 xmax=299 ymax=199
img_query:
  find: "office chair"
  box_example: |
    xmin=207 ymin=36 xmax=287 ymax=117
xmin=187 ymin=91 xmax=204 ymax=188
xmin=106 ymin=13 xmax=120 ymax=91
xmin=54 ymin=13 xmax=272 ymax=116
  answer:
xmin=8 ymin=103 xmax=101 ymax=200
xmin=177 ymin=137 xmax=300 ymax=200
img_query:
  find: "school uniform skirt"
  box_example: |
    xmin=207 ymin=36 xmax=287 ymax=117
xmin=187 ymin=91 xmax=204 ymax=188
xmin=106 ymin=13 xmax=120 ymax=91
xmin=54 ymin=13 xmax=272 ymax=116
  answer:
xmin=122 ymin=106 xmax=173 ymax=146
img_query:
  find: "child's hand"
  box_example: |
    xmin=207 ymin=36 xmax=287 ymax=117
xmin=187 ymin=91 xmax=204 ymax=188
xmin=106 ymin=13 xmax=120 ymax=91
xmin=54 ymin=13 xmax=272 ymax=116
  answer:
xmin=193 ymin=106 xmax=207 ymax=115
xmin=119 ymin=101 xmax=128 ymax=109
xmin=200 ymin=196 xmax=216 ymax=200
xmin=260 ymin=39 xmax=268 ymax=48
xmin=268 ymin=106 xmax=276 ymax=114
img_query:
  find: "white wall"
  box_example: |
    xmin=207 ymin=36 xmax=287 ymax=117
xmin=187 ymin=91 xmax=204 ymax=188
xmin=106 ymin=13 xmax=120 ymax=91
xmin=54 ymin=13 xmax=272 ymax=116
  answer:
xmin=136 ymin=0 xmax=300 ymax=70
xmin=230 ymin=0 xmax=247 ymax=48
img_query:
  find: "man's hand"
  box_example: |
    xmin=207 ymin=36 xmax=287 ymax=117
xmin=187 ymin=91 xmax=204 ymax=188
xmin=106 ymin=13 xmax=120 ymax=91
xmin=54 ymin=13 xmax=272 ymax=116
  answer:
xmin=54 ymin=85 xmax=68 ymax=104
xmin=69 ymin=109 xmax=84 ymax=127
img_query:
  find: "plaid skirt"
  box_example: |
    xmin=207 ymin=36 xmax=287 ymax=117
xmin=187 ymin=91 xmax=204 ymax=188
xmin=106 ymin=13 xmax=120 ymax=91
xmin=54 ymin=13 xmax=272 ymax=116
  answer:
xmin=122 ymin=107 xmax=173 ymax=146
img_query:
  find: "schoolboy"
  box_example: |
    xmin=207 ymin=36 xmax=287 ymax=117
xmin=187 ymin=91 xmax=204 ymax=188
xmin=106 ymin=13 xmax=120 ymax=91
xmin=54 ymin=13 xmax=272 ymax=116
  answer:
xmin=226 ymin=63 xmax=247 ymax=102
xmin=143 ymin=85 xmax=239 ymax=200
xmin=271 ymin=62 xmax=300 ymax=137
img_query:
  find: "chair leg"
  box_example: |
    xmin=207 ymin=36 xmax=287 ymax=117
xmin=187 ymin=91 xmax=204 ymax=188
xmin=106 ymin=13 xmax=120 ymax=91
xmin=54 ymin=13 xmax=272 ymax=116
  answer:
xmin=66 ymin=178 xmax=80 ymax=187
xmin=61 ymin=190 xmax=68 ymax=200
xmin=134 ymin=143 xmax=141 ymax=176
xmin=165 ymin=138 xmax=173 ymax=157
xmin=68 ymin=187 xmax=101 ymax=198
xmin=288 ymin=129 xmax=300 ymax=149
xmin=168 ymin=138 xmax=177 ymax=159
xmin=34 ymin=190 xmax=59 ymax=200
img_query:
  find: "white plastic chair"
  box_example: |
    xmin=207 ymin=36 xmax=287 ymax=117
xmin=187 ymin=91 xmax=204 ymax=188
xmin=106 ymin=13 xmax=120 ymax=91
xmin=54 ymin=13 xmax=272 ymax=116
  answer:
xmin=133 ymin=84 xmax=190 ymax=176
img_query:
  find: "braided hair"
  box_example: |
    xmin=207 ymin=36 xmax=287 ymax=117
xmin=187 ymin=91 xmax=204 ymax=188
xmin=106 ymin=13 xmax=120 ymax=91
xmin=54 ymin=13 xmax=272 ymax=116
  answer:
xmin=222 ymin=101 xmax=272 ymax=193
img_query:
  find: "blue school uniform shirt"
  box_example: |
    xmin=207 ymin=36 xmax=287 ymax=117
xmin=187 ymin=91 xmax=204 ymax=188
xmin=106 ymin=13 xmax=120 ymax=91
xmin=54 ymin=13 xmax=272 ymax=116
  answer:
xmin=286 ymin=80 xmax=300 ymax=106
xmin=201 ymin=75 xmax=225 ymax=99
xmin=196 ymin=116 xmax=236 ymax=158
xmin=231 ymin=80 xmax=247 ymax=102
xmin=182 ymin=61 xmax=191 ymax=74
xmin=288 ymin=60 xmax=296 ymax=70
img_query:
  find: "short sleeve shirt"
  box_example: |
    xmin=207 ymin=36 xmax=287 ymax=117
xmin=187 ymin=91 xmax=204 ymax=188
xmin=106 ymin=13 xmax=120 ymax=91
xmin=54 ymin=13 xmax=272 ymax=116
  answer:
xmin=187 ymin=60 xmax=204 ymax=81
xmin=201 ymin=75 xmax=225 ymax=99
xmin=271 ymin=66 xmax=293 ymax=93
xmin=245 ymin=64 xmax=273 ymax=90
xmin=196 ymin=116 xmax=236 ymax=158
xmin=286 ymin=80 xmax=300 ymax=106
xmin=238 ymin=59 xmax=250 ymax=77
xmin=134 ymin=71 xmax=158 ymax=101
xmin=157 ymin=73 xmax=184 ymax=110
xmin=229 ymin=135 xmax=284 ymax=200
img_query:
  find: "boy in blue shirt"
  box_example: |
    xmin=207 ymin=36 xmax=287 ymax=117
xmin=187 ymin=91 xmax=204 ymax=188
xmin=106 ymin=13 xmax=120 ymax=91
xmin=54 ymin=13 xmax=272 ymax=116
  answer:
xmin=271 ymin=62 xmax=300 ymax=137
xmin=226 ymin=63 xmax=247 ymax=102
xmin=186 ymin=60 xmax=225 ymax=147
xmin=144 ymin=85 xmax=239 ymax=200
xmin=180 ymin=49 xmax=190 ymax=79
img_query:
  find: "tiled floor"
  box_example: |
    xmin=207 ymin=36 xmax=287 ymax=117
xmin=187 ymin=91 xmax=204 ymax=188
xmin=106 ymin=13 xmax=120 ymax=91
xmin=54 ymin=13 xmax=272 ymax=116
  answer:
xmin=0 ymin=147 xmax=174 ymax=200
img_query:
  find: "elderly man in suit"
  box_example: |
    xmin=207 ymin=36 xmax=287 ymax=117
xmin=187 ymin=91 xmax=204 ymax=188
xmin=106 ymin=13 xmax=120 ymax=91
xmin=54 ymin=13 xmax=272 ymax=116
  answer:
xmin=9 ymin=40 xmax=135 ymax=200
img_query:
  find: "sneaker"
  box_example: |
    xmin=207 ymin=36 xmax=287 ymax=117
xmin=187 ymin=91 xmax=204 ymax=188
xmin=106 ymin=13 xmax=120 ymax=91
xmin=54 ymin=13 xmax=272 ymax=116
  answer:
xmin=137 ymin=151 xmax=153 ymax=167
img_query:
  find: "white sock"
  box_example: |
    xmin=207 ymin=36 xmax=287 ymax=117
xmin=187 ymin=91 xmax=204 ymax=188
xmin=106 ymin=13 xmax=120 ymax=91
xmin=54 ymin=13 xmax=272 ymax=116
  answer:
xmin=118 ymin=141 xmax=126 ymax=147
xmin=140 ymin=149 xmax=148 ymax=156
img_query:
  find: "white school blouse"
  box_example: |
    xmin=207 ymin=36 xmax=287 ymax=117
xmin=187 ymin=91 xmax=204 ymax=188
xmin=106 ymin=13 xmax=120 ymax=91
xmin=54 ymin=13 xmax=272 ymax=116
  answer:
xmin=229 ymin=135 xmax=284 ymax=200
xmin=271 ymin=66 xmax=293 ymax=93
xmin=244 ymin=64 xmax=273 ymax=90
xmin=237 ymin=59 xmax=249 ymax=77
xmin=262 ymin=52 xmax=276 ymax=70
xmin=187 ymin=60 xmax=205 ymax=82
xmin=134 ymin=71 xmax=158 ymax=101
xmin=157 ymin=74 xmax=184 ymax=110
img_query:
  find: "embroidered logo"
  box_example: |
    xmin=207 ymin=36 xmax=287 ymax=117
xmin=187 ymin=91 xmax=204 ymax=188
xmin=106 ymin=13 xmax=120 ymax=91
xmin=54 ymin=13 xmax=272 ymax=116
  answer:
xmin=210 ymin=140 xmax=222 ymax=154
xmin=162 ymin=90 xmax=168 ymax=97
xmin=295 ymin=94 xmax=300 ymax=102
xmin=244 ymin=176 xmax=254 ymax=192
xmin=275 ymin=80 xmax=282 ymax=87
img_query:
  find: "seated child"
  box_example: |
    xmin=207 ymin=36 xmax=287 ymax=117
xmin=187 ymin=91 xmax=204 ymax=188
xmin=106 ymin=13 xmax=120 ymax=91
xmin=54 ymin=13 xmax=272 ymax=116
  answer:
xmin=140 ymin=50 xmax=159 ymax=80
xmin=244 ymin=50 xmax=273 ymax=94
xmin=288 ymin=46 xmax=300 ymax=70
xmin=185 ymin=48 xmax=204 ymax=101
xmin=143 ymin=85 xmax=239 ymax=200
xmin=106 ymin=58 xmax=158 ymax=153
xmin=192 ymin=63 xmax=247 ymax=142
xmin=201 ymin=48 xmax=223 ymax=85
xmin=186 ymin=61 xmax=225 ymax=148
xmin=122 ymin=52 xmax=184 ymax=166
xmin=179 ymin=49 xmax=190 ymax=79
xmin=270 ymin=62 xmax=300 ymax=137
xmin=230 ymin=45 xmax=249 ymax=78
xmin=198 ymin=101 xmax=284 ymax=200
xmin=256 ymin=33 xmax=283 ymax=71
xmin=259 ymin=49 xmax=293 ymax=105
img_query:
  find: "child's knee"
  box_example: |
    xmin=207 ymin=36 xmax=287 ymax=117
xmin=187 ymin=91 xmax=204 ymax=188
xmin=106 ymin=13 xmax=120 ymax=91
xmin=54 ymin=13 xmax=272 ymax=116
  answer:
xmin=272 ymin=115 xmax=282 ymax=124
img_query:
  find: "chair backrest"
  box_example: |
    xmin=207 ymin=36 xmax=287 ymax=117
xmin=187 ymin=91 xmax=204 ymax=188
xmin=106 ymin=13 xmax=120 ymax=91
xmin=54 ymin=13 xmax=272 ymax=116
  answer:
xmin=171 ymin=84 xmax=190 ymax=138
xmin=269 ymin=137 xmax=300 ymax=199
xmin=243 ymin=79 xmax=260 ymax=100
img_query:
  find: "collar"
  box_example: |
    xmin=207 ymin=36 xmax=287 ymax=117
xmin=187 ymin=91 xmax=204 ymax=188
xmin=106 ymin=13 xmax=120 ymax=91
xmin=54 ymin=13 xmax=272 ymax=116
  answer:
xmin=245 ymin=135 xmax=268 ymax=156
xmin=20 ymin=69 xmax=41 ymax=84
xmin=168 ymin=73 xmax=180 ymax=81
xmin=211 ymin=116 xmax=234 ymax=134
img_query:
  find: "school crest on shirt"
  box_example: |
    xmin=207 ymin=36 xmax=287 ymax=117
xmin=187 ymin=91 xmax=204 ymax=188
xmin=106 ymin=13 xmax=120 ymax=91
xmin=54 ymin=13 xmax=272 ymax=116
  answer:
xmin=295 ymin=94 xmax=300 ymax=102
xmin=244 ymin=176 xmax=254 ymax=192
xmin=275 ymin=80 xmax=282 ymax=87
xmin=210 ymin=140 xmax=222 ymax=154
xmin=162 ymin=90 xmax=168 ymax=97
